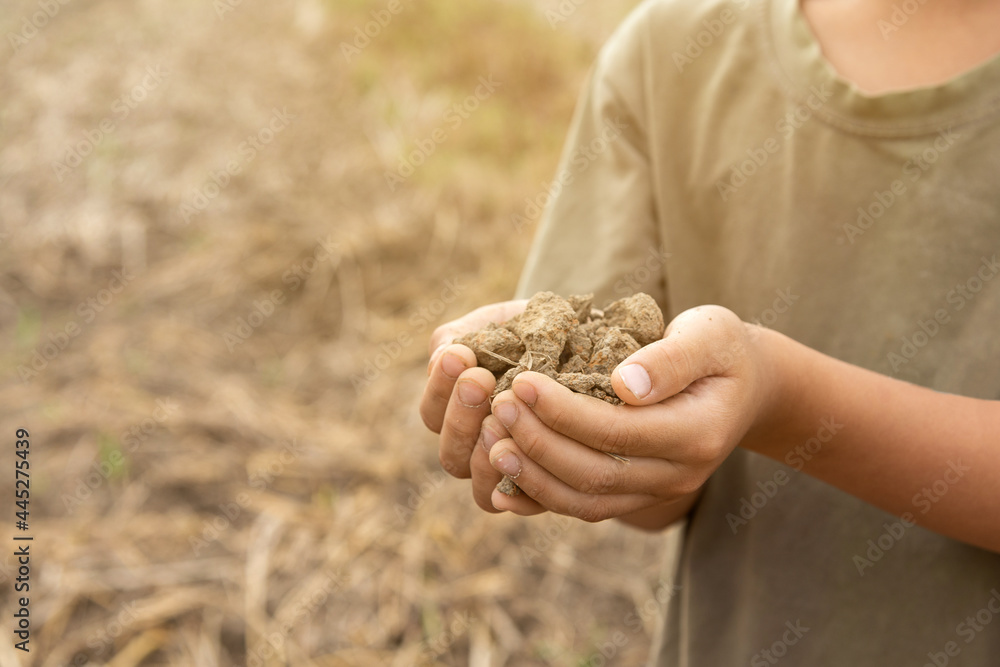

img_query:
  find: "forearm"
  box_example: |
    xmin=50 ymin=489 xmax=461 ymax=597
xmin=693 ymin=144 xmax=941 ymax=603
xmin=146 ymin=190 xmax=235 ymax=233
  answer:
xmin=747 ymin=328 xmax=999 ymax=553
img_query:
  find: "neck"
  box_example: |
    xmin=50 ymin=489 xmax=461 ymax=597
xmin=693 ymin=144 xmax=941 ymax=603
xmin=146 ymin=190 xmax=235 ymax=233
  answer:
xmin=801 ymin=0 xmax=1000 ymax=94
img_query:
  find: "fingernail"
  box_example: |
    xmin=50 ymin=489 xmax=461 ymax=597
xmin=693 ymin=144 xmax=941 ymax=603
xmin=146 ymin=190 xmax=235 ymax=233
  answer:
xmin=456 ymin=379 xmax=487 ymax=408
xmin=441 ymin=352 xmax=467 ymax=379
xmin=493 ymin=401 xmax=518 ymax=428
xmin=480 ymin=424 xmax=501 ymax=452
xmin=512 ymin=379 xmax=537 ymax=406
xmin=619 ymin=364 xmax=651 ymax=399
xmin=491 ymin=449 xmax=521 ymax=477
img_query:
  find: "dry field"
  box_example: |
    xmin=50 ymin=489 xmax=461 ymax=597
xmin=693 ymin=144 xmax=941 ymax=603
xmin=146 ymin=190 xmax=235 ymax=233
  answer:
xmin=0 ymin=0 xmax=680 ymax=664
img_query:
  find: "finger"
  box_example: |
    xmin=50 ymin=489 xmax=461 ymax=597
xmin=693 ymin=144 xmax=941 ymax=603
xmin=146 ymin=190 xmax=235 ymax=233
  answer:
xmin=509 ymin=372 xmax=723 ymax=460
xmin=437 ymin=367 xmax=498 ymax=477
xmin=474 ymin=416 xmax=545 ymax=515
xmin=469 ymin=440 xmax=504 ymax=513
xmin=611 ymin=305 xmax=746 ymax=405
xmin=491 ymin=389 xmax=691 ymax=495
xmin=469 ymin=436 xmax=546 ymax=515
xmin=487 ymin=438 xmax=656 ymax=521
xmin=419 ymin=344 xmax=479 ymax=434
xmin=427 ymin=299 xmax=529 ymax=355
xmin=472 ymin=415 xmax=542 ymax=515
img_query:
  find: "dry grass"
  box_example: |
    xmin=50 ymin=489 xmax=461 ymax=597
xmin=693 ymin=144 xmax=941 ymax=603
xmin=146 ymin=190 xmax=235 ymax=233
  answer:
xmin=0 ymin=0 xmax=678 ymax=664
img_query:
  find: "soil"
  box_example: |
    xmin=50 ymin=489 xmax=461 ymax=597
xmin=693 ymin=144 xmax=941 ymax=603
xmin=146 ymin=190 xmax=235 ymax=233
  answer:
xmin=456 ymin=291 xmax=665 ymax=495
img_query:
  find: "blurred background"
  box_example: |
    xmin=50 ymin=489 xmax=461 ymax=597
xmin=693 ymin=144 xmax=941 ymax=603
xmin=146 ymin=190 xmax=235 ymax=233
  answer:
xmin=0 ymin=0 xmax=682 ymax=664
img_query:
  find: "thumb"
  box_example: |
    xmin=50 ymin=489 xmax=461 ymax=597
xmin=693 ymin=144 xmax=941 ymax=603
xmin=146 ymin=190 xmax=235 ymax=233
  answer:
xmin=611 ymin=305 xmax=745 ymax=405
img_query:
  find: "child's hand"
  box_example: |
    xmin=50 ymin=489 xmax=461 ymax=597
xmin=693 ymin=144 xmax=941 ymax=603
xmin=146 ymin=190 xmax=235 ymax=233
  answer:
xmin=420 ymin=299 xmax=540 ymax=513
xmin=486 ymin=305 xmax=778 ymax=520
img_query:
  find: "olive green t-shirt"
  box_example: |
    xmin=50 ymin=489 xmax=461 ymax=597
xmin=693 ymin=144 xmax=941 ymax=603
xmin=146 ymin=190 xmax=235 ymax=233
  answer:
xmin=515 ymin=0 xmax=1000 ymax=664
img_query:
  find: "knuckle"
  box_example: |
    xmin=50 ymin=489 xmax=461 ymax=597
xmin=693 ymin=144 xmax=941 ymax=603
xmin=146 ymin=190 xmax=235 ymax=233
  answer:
xmin=544 ymin=399 xmax=576 ymax=435
xmin=516 ymin=473 xmax=549 ymax=508
xmin=664 ymin=344 xmax=694 ymax=387
xmin=445 ymin=410 xmax=480 ymax=442
xmin=688 ymin=420 xmax=731 ymax=464
xmin=573 ymin=498 xmax=611 ymax=524
xmin=578 ymin=461 xmax=619 ymax=495
xmin=601 ymin=419 xmax=640 ymax=456
xmin=512 ymin=427 xmax=549 ymax=468
xmin=439 ymin=451 xmax=470 ymax=479
xmin=672 ymin=469 xmax=703 ymax=497
xmin=686 ymin=440 xmax=718 ymax=468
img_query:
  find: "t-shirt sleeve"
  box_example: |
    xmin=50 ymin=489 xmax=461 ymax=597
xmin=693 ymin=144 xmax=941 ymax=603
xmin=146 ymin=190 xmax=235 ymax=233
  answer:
xmin=516 ymin=10 xmax=667 ymax=312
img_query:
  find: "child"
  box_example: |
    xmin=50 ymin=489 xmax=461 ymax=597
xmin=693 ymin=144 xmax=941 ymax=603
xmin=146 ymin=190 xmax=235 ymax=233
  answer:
xmin=421 ymin=0 xmax=1000 ymax=663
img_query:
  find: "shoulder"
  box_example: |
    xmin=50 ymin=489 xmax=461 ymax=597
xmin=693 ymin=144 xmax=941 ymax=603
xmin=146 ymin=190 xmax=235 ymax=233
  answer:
xmin=598 ymin=0 xmax=763 ymax=75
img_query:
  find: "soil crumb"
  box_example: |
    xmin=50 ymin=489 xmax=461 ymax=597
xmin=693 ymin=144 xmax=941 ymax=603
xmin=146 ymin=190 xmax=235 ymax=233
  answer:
xmin=456 ymin=291 xmax=665 ymax=495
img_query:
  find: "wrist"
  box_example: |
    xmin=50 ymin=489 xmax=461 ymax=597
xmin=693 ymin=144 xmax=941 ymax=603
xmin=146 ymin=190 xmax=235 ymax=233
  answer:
xmin=742 ymin=324 xmax=798 ymax=457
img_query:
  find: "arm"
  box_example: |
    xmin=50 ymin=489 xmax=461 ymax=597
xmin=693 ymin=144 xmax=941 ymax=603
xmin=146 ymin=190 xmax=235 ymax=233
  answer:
xmin=746 ymin=325 xmax=999 ymax=552
xmin=484 ymin=305 xmax=999 ymax=553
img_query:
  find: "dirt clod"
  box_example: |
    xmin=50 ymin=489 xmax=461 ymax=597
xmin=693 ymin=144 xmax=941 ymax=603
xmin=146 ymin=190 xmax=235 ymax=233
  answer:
xmin=457 ymin=323 xmax=525 ymax=372
xmin=456 ymin=291 xmax=665 ymax=495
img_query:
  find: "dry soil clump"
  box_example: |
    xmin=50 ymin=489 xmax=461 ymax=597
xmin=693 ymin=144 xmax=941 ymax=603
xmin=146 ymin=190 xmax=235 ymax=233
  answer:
xmin=456 ymin=291 xmax=665 ymax=495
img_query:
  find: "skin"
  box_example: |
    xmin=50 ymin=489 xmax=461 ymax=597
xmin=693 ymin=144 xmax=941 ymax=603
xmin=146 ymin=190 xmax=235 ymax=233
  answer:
xmin=801 ymin=0 xmax=1000 ymax=94
xmin=422 ymin=302 xmax=1000 ymax=553
xmin=419 ymin=0 xmax=1000 ymax=552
